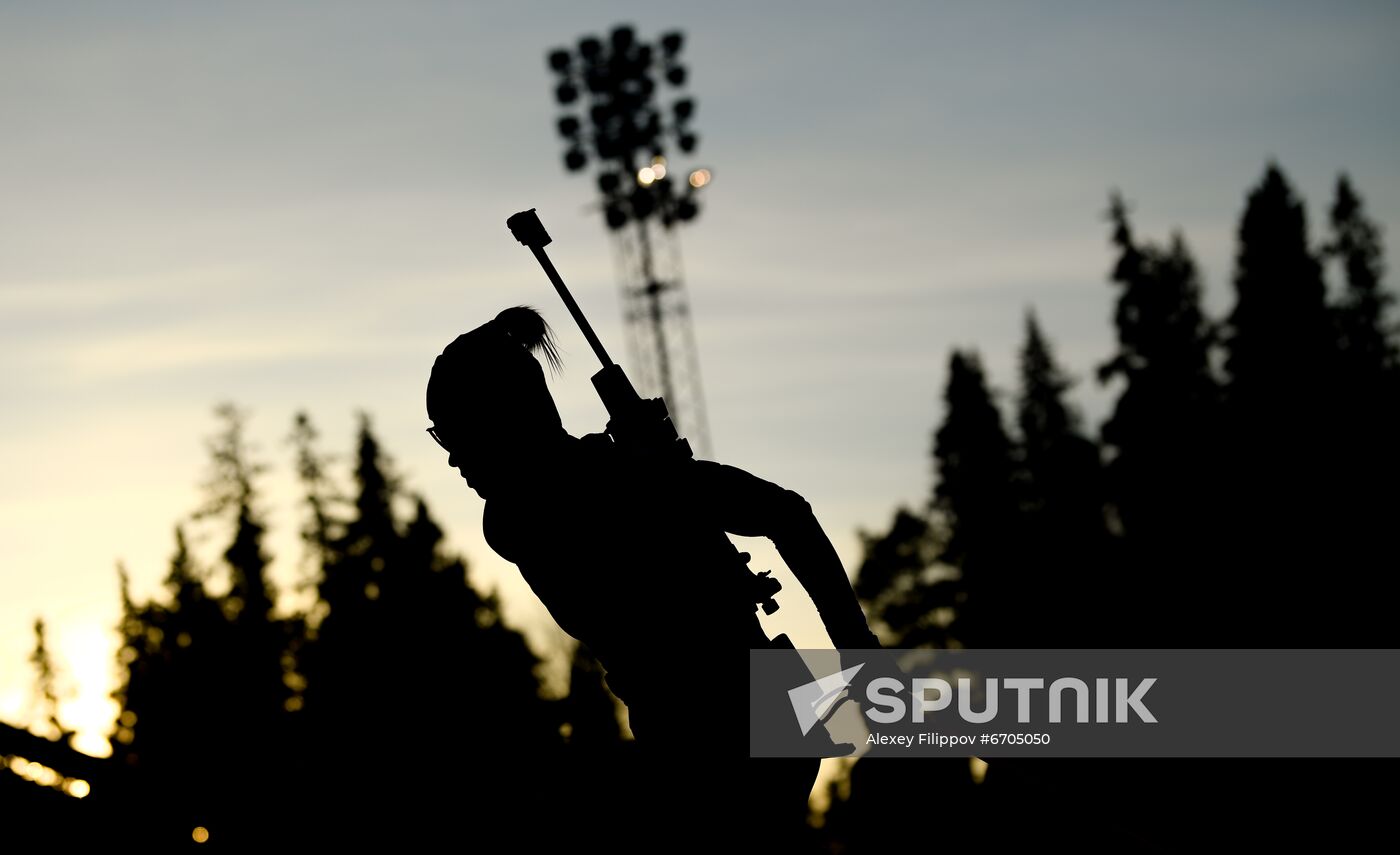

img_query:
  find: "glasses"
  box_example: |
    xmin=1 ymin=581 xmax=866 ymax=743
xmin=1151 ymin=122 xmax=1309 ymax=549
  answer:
xmin=426 ymin=426 xmax=450 ymax=452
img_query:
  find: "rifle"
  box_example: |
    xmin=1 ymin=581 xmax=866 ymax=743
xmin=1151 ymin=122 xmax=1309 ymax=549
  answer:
xmin=505 ymin=208 xmax=784 ymax=627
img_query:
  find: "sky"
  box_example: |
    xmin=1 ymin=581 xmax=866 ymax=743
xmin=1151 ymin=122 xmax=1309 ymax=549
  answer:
xmin=2 ymin=1 xmax=1398 ymax=756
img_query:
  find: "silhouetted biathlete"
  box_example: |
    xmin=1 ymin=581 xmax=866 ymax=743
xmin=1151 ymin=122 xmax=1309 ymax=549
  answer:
xmin=426 ymin=306 xmax=879 ymax=831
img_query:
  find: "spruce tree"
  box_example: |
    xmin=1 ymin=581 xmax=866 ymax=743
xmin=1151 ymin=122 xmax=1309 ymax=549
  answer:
xmin=1014 ymin=312 xmax=1108 ymax=644
xmin=301 ymin=413 xmax=398 ymax=725
xmin=1098 ymin=195 xmax=1218 ymax=538
xmin=109 ymin=527 xmax=241 ymax=840
xmin=931 ymin=350 xmax=1018 ymax=646
xmin=287 ymin=411 xmax=342 ymax=576
xmin=1220 ymin=165 xmax=1334 ymax=640
xmin=1016 ymin=311 xmax=1102 ymax=521
xmin=1327 ymin=174 xmax=1396 ymax=376
xmin=1224 ymin=164 xmax=1331 ymax=408
xmin=1097 ymin=195 xmax=1220 ymax=642
xmin=852 ymin=508 xmax=954 ymax=648
xmin=29 ymin=618 xmax=70 ymax=741
xmin=1321 ymin=175 xmax=1400 ymax=643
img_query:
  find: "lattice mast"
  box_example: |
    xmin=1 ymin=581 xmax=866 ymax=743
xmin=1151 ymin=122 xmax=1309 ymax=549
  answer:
xmin=546 ymin=25 xmax=714 ymax=456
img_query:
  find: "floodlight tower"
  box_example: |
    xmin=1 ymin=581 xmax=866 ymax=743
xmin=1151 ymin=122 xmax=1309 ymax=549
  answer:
xmin=546 ymin=25 xmax=714 ymax=456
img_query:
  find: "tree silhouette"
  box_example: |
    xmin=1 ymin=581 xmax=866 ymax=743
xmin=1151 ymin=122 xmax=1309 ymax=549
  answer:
xmin=299 ymin=412 xmax=400 ymax=749
xmin=287 ymin=410 xmax=343 ymax=576
xmin=1220 ymin=164 xmax=1338 ymax=641
xmin=288 ymin=412 xmax=567 ymax=843
xmin=932 ymin=350 xmax=1019 ymax=647
xmin=105 ymin=402 xmax=301 ymax=846
xmin=1099 ymin=193 xmax=1219 ymax=527
xmin=28 ymin=618 xmax=71 ymax=742
xmin=852 ymin=508 xmax=954 ymax=648
xmin=110 ymin=523 xmax=248 ymax=843
xmin=1319 ymin=175 xmax=1400 ymax=644
xmin=1327 ymin=175 xmax=1397 ymax=376
xmin=193 ymin=405 xmax=293 ymax=799
xmin=1225 ymin=164 xmax=1333 ymax=405
xmin=1012 ymin=311 xmax=1110 ymax=645
xmin=1097 ymin=194 xmax=1221 ymax=642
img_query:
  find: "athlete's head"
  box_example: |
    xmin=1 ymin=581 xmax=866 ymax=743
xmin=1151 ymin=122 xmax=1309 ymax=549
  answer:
xmin=426 ymin=306 xmax=565 ymax=497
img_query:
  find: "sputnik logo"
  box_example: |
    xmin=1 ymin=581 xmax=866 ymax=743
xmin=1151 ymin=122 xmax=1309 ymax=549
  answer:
xmin=788 ymin=663 xmax=864 ymax=735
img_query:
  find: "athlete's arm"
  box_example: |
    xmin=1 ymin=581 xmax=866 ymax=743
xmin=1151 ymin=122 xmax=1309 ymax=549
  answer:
xmin=689 ymin=460 xmax=882 ymax=649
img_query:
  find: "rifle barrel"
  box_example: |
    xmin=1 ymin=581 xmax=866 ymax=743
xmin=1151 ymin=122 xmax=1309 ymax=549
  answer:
xmin=528 ymin=244 xmax=614 ymax=370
